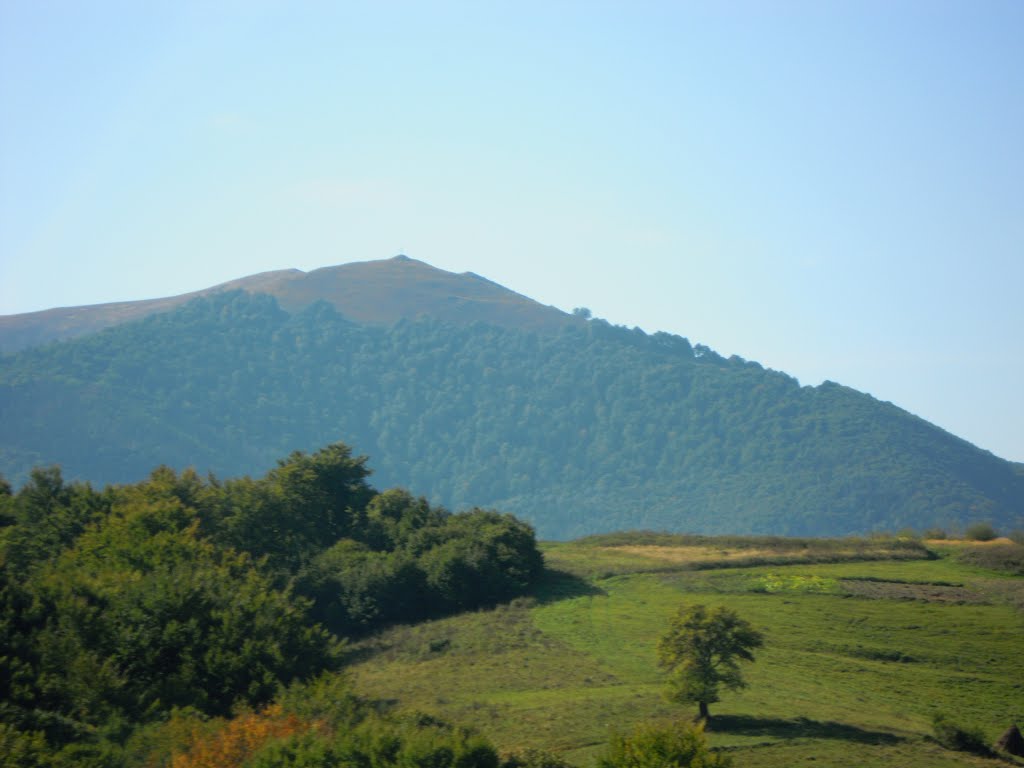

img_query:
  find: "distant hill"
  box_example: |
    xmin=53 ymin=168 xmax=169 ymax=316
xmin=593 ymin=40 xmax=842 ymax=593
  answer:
xmin=1 ymin=285 xmax=1021 ymax=539
xmin=0 ymin=255 xmax=576 ymax=355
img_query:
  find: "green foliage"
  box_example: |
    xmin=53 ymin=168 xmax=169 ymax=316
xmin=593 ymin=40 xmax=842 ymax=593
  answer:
xmin=2 ymin=291 xmax=1022 ymax=538
xmin=416 ymin=510 xmax=544 ymax=613
xmin=0 ymin=466 xmax=110 ymax=571
xmin=215 ymin=444 xmax=374 ymax=571
xmin=656 ymin=605 xmax=763 ymax=720
xmin=0 ymin=723 xmax=49 ymax=768
xmin=930 ymin=713 xmax=992 ymax=755
xmin=298 ymin=541 xmax=427 ymax=633
xmin=29 ymin=497 xmax=342 ymax=724
xmin=0 ymin=475 xmax=12 ymax=528
xmin=0 ymin=440 xmax=544 ymax=762
xmin=366 ymin=489 xmax=447 ymax=550
xmin=240 ymin=714 xmax=500 ymax=768
xmin=274 ymin=673 xmax=364 ymax=730
xmin=500 ymin=748 xmax=574 ymax=768
xmin=597 ymin=721 xmax=730 ymax=768
xmin=963 ymin=522 xmax=998 ymax=541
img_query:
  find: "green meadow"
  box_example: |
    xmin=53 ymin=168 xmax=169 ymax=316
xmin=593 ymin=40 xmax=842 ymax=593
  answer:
xmin=350 ymin=536 xmax=1024 ymax=768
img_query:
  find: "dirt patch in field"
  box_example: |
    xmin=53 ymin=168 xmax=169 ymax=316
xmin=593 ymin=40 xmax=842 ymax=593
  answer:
xmin=840 ymin=579 xmax=987 ymax=603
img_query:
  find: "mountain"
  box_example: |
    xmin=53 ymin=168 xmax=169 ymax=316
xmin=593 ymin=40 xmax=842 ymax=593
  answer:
xmin=0 ymin=255 xmax=576 ymax=355
xmin=1 ymin=273 xmax=1021 ymax=539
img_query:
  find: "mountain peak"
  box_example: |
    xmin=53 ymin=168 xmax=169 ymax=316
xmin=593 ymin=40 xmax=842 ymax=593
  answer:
xmin=278 ymin=257 xmax=574 ymax=330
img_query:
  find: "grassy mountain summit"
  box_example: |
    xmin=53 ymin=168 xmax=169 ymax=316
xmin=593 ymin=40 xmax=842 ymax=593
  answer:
xmin=0 ymin=255 xmax=576 ymax=355
xmin=268 ymin=255 xmax=576 ymax=331
xmin=1 ymin=282 xmax=1021 ymax=538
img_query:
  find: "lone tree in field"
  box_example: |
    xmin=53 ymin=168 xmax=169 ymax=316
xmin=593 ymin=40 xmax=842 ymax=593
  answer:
xmin=657 ymin=604 xmax=764 ymax=722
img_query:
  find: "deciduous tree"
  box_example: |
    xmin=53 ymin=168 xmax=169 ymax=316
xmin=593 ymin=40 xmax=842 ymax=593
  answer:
xmin=657 ymin=605 xmax=763 ymax=722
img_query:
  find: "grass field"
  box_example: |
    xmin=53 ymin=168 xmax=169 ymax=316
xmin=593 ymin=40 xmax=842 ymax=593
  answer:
xmin=349 ymin=536 xmax=1024 ymax=767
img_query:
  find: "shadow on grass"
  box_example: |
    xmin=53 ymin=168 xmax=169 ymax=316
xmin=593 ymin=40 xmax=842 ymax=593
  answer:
xmin=532 ymin=567 xmax=607 ymax=604
xmin=711 ymin=715 xmax=902 ymax=745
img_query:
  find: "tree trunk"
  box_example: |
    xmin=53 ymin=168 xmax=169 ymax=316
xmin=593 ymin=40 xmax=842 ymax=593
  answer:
xmin=698 ymin=700 xmax=710 ymax=722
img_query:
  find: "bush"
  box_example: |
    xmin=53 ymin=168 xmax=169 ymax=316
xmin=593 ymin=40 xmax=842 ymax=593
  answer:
xmin=0 ymin=724 xmax=50 ymax=768
xmin=964 ymin=522 xmax=998 ymax=542
xmin=597 ymin=721 xmax=731 ymax=768
xmin=931 ymin=714 xmax=991 ymax=755
xmin=501 ymin=749 xmax=573 ymax=768
xmin=923 ymin=527 xmax=947 ymax=540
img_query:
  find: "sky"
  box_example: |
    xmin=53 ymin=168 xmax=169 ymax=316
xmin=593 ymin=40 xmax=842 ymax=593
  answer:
xmin=1 ymin=1 xmax=1022 ymax=463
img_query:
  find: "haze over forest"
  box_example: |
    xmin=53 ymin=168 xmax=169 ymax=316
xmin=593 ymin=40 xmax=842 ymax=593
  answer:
xmin=2 ymin=256 xmax=1021 ymax=540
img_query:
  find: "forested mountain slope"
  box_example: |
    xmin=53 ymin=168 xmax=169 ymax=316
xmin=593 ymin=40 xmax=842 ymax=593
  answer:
xmin=1 ymin=291 xmax=1021 ymax=538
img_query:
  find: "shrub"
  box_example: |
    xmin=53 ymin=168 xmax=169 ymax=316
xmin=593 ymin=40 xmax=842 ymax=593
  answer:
xmin=597 ymin=721 xmax=731 ymax=768
xmin=923 ymin=527 xmax=947 ymax=540
xmin=0 ymin=724 xmax=50 ymax=768
xmin=501 ymin=748 xmax=574 ymax=768
xmin=964 ymin=522 xmax=998 ymax=542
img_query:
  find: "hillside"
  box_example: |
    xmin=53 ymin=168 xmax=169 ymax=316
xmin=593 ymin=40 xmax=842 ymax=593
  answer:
xmin=1 ymin=288 xmax=1021 ymax=538
xmin=0 ymin=255 xmax=576 ymax=355
xmin=8 ymin=452 xmax=1021 ymax=767
xmin=350 ymin=533 xmax=1024 ymax=767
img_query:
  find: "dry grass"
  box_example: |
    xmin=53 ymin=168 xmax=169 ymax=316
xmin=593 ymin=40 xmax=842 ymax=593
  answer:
xmin=926 ymin=537 xmax=1017 ymax=548
xmin=603 ymin=544 xmax=828 ymax=565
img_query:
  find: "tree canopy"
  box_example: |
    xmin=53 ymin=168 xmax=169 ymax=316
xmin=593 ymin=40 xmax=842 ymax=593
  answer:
xmin=0 ymin=441 xmax=544 ymax=763
xmin=657 ymin=604 xmax=764 ymax=721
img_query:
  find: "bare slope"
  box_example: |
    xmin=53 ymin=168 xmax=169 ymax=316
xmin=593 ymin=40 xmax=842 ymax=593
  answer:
xmin=0 ymin=255 xmax=574 ymax=354
xmin=0 ymin=268 xmax=303 ymax=354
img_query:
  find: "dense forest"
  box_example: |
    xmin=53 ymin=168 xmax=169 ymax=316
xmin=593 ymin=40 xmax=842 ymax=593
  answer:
xmin=1 ymin=291 xmax=1022 ymax=538
xmin=0 ymin=442 xmax=543 ymax=765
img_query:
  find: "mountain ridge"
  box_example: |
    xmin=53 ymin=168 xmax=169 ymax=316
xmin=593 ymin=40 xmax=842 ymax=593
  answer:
xmin=1 ymin=287 xmax=1021 ymax=538
xmin=0 ymin=256 xmax=577 ymax=355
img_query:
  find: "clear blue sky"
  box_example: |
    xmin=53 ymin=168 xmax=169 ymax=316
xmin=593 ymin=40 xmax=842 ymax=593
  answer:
xmin=2 ymin=1 xmax=1022 ymax=463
